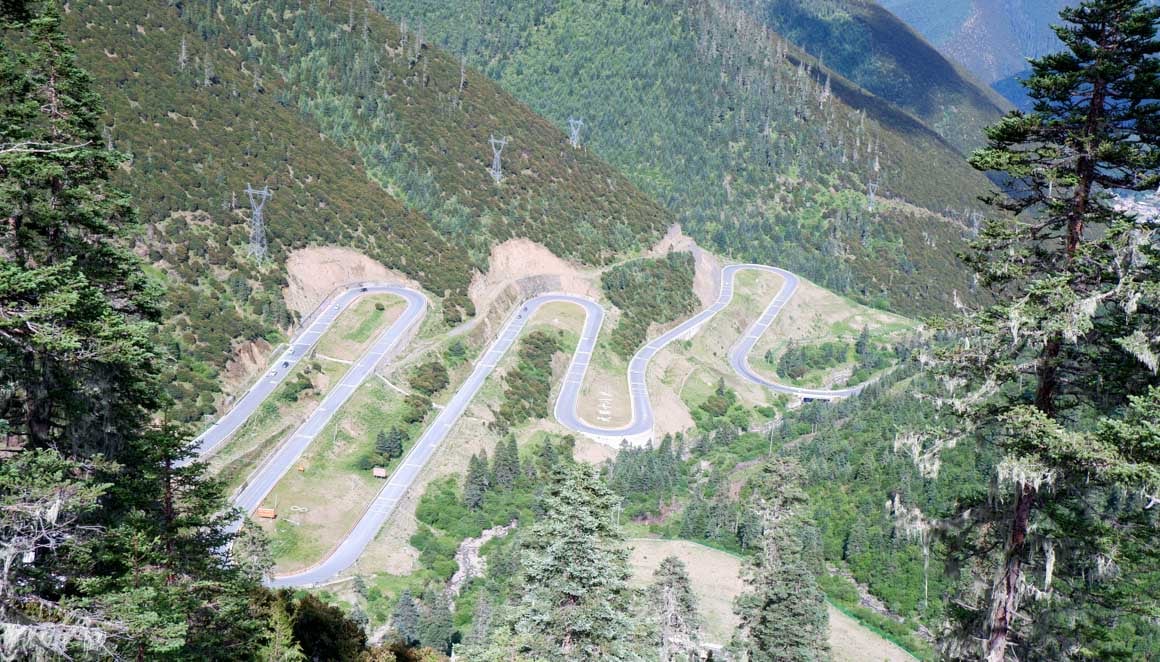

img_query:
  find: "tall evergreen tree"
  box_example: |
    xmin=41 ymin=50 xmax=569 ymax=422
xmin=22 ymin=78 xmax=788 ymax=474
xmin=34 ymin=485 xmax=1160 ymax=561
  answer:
xmin=469 ymin=463 xmax=643 ymax=660
xmin=464 ymin=596 xmax=494 ymax=647
xmin=291 ymin=593 xmax=367 ymax=662
xmin=900 ymin=2 xmax=1160 ymax=658
xmin=418 ymin=586 xmax=455 ymax=654
xmin=90 ymin=426 xmax=267 ymax=659
xmin=732 ymin=459 xmax=829 ymax=662
xmin=649 ymin=556 xmax=702 ymax=661
xmin=0 ymin=449 xmax=112 ymax=658
xmin=258 ymin=603 xmax=307 ymax=662
xmin=1 ymin=4 xmax=267 ymax=658
xmin=491 ymin=434 xmax=521 ymax=489
xmin=464 ymin=452 xmax=490 ymax=510
xmin=0 ymin=1 xmax=161 ymax=455
xmin=391 ymin=590 xmax=421 ymax=648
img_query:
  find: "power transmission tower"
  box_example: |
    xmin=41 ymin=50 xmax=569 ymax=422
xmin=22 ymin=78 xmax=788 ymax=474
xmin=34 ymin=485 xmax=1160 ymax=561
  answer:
xmin=867 ymin=179 xmax=879 ymax=211
xmin=489 ymin=134 xmax=508 ymax=183
xmin=568 ymin=117 xmax=584 ymax=148
xmin=245 ymin=183 xmax=272 ymax=261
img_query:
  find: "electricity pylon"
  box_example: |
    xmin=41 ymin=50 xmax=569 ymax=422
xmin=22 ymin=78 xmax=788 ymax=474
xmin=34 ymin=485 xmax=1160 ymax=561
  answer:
xmin=245 ymin=183 xmax=272 ymax=260
xmin=489 ymin=135 xmax=508 ymax=183
xmin=568 ymin=117 xmax=583 ymax=148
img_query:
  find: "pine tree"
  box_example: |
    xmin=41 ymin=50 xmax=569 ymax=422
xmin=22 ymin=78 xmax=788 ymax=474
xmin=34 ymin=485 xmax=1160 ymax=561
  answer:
xmin=900 ymin=2 xmax=1160 ymax=658
xmin=391 ymin=590 xmax=421 ymax=647
xmin=0 ymin=2 xmax=161 ymax=455
xmin=418 ymin=586 xmax=455 ymax=654
xmin=491 ymin=434 xmax=521 ymax=489
xmin=650 ymin=556 xmax=702 ymax=660
xmin=854 ymin=325 xmax=870 ymax=357
xmin=1 ymin=7 xmax=267 ymax=656
xmin=464 ymin=452 xmax=490 ymax=510
xmin=464 ymin=596 xmax=494 ymax=647
xmin=474 ymin=463 xmax=643 ymax=660
xmin=378 ymin=426 xmax=406 ymax=460
xmin=258 ymin=604 xmax=307 ymax=662
xmin=0 ymin=449 xmax=112 ymax=658
xmin=290 ymin=593 xmax=367 ymax=661
xmin=732 ymin=459 xmax=829 ymax=662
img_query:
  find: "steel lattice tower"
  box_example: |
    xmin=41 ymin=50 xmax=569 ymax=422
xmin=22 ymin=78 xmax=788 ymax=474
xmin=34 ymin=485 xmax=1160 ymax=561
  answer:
xmin=489 ymin=135 xmax=508 ymax=183
xmin=245 ymin=183 xmax=272 ymax=260
xmin=568 ymin=117 xmax=583 ymax=148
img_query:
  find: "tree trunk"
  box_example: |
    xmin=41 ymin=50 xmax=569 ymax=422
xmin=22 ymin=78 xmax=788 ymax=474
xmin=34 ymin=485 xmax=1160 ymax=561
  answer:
xmin=1034 ymin=337 xmax=1062 ymax=418
xmin=162 ymin=455 xmax=177 ymax=584
xmin=986 ymin=482 xmax=1035 ymax=662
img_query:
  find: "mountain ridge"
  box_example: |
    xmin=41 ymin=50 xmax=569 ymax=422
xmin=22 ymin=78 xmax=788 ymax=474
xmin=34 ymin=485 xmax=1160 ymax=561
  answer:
xmin=64 ymin=0 xmax=672 ymax=420
xmin=375 ymin=0 xmax=994 ymax=315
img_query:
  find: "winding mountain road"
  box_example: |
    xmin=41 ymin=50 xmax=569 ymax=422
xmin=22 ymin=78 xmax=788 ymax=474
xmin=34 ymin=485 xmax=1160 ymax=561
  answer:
xmin=199 ymin=265 xmax=864 ymax=586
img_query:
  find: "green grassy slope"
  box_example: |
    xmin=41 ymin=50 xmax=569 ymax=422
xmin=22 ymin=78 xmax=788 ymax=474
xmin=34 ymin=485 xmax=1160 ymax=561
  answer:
xmin=751 ymin=0 xmax=1011 ymax=153
xmin=375 ymin=0 xmax=991 ymax=317
xmin=66 ymin=0 xmax=670 ymax=421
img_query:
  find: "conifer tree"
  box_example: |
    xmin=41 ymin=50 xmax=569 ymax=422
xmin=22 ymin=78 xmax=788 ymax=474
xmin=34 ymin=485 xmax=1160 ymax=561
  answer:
xmin=418 ymin=586 xmax=455 ymax=654
xmin=377 ymin=426 xmax=406 ymax=461
xmin=0 ymin=1 xmax=161 ymax=455
xmin=464 ymin=596 xmax=494 ymax=647
xmin=732 ymin=459 xmax=829 ymax=662
xmin=1 ymin=5 xmax=267 ymax=657
xmin=391 ymin=590 xmax=421 ymax=647
xmin=854 ymin=325 xmax=871 ymax=357
xmin=258 ymin=604 xmax=307 ymax=662
xmin=464 ymin=452 xmax=490 ymax=510
xmin=650 ymin=556 xmax=702 ymax=660
xmin=471 ymin=463 xmax=643 ymax=660
xmin=491 ymin=435 xmax=521 ymax=489
xmin=290 ymin=593 xmax=367 ymax=661
xmin=899 ymin=2 xmax=1160 ymax=659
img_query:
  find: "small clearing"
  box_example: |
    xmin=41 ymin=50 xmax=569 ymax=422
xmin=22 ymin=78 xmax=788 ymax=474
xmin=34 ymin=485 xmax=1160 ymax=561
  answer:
xmin=752 ymin=278 xmax=912 ymax=362
xmin=627 ymin=539 xmax=916 ymax=661
xmin=653 ymin=269 xmax=787 ymax=416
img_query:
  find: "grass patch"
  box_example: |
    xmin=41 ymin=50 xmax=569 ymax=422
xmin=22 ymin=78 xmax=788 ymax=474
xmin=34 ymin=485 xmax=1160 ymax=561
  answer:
xmin=209 ymin=358 xmax=349 ymax=493
xmin=315 ymin=293 xmax=406 ymax=361
xmin=262 ymin=379 xmax=433 ymax=571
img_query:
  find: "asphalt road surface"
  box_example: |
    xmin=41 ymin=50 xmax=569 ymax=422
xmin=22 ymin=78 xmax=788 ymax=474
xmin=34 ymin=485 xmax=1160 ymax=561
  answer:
xmin=203 ymin=266 xmax=865 ymax=586
xmin=229 ymin=287 xmax=426 ymax=516
xmin=192 ymin=284 xmax=426 ymax=460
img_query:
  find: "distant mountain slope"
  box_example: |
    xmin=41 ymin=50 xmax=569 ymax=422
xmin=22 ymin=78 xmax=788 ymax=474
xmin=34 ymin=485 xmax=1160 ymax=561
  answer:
xmin=748 ymin=0 xmax=1010 ymax=154
xmin=66 ymin=0 xmax=670 ymax=421
xmin=376 ymin=0 xmax=993 ymax=317
xmin=878 ymin=0 xmax=1070 ymax=106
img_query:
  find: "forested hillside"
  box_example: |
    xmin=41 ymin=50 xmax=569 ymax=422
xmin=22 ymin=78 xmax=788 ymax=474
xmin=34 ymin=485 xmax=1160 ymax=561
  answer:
xmin=374 ymin=0 xmax=994 ymax=318
xmin=748 ymin=0 xmax=1011 ymax=153
xmin=63 ymin=0 xmax=670 ymax=420
xmin=880 ymin=0 xmax=1071 ymax=94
